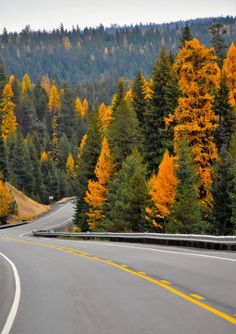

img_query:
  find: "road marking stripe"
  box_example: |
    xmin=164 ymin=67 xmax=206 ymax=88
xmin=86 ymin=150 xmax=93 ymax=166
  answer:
xmin=37 ymin=238 xmax=236 ymax=263
xmin=138 ymin=271 xmax=146 ymax=275
xmin=160 ymin=280 xmax=171 ymax=285
xmin=190 ymin=294 xmax=205 ymax=300
xmin=121 ymin=264 xmax=128 ymax=268
xmin=3 ymin=237 xmax=236 ymax=326
xmin=0 ymin=252 xmax=21 ymax=334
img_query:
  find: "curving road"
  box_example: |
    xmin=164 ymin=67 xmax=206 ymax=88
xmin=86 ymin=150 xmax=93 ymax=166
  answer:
xmin=0 ymin=201 xmax=236 ymax=334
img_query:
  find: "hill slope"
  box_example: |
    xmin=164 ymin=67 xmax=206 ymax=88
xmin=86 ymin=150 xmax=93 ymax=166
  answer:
xmin=7 ymin=183 xmax=49 ymax=222
xmin=0 ymin=16 xmax=235 ymax=84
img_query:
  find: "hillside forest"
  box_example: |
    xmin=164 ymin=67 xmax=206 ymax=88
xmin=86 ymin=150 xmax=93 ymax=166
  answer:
xmin=0 ymin=20 xmax=236 ymax=235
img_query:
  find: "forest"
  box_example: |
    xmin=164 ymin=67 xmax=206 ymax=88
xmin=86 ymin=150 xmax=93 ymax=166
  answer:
xmin=0 ymin=19 xmax=236 ymax=235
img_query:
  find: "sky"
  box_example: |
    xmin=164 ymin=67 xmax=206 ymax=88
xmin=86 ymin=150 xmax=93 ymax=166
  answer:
xmin=1 ymin=0 xmax=236 ymax=32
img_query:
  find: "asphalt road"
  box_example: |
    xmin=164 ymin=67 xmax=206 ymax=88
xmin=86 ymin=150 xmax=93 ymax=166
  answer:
xmin=0 ymin=201 xmax=236 ymax=334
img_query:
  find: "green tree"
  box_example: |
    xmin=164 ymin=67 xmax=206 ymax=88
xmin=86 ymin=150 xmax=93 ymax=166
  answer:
xmin=132 ymin=71 xmax=148 ymax=126
xmin=167 ymin=136 xmax=203 ymax=233
xmin=0 ymin=121 xmax=8 ymax=181
xmin=209 ymin=22 xmax=227 ymax=68
xmin=103 ymin=150 xmax=148 ymax=232
xmin=179 ymin=25 xmax=193 ymax=48
xmin=0 ymin=56 xmax=7 ymax=100
xmin=108 ymin=99 xmax=143 ymax=169
xmin=112 ymin=80 xmax=125 ymax=112
xmin=145 ymin=46 xmax=177 ymax=172
xmin=75 ymin=109 xmax=101 ymax=231
xmin=212 ymin=150 xmax=235 ymax=234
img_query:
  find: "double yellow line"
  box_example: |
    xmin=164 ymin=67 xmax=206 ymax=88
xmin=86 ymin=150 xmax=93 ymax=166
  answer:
xmin=3 ymin=237 xmax=236 ymax=326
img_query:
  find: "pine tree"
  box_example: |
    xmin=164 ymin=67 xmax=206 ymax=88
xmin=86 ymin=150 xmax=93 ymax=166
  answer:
xmin=212 ymin=150 xmax=235 ymax=234
xmin=223 ymin=43 xmax=236 ymax=106
xmin=167 ymin=136 xmax=203 ymax=234
xmin=179 ymin=25 xmax=193 ymax=48
xmin=214 ymin=76 xmax=233 ymax=153
xmin=132 ymin=71 xmax=148 ymax=125
xmin=108 ymin=99 xmax=143 ymax=169
xmin=166 ymin=39 xmax=220 ymax=211
xmin=145 ymin=46 xmax=177 ymax=172
xmin=48 ymin=85 xmax=61 ymax=165
xmin=147 ymin=150 xmax=178 ymax=229
xmin=0 ymin=83 xmax=17 ymax=140
xmin=59 ymin=84 xmax=77 ymax=140
xmin=17 ymin=90 xmax=38 ymax=136
xmin=0 ymin=56 xmax=7 ymax=100
xmin=103 ymin=150 xmax=148 ymax=232
xmin=209 ymin=23 xmax=227 ymax=68
xmin=85 ymin=137 xmax=115 ymax=230
xmin=0 ymin=119 xmax=8 ymax=181
xmin=75 ymin=110 xmax=101 ymax=231
xmin=112 ymin=81 xmax=125 ymax=112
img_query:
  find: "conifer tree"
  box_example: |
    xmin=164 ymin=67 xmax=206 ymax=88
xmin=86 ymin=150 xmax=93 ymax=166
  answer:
xmin=145 ymin=46 xmax=177 ymax=172
xmin=223 ymin=43 xmax=236 ymax=106
xmin=49 ymin=85 xmax=61 ymax=165
xmin=214 ymin=76 xmax=233 ymax=153
xmin=75 ymin=110 xmax=101 ymax=231
xmin=166 ymin=39 xmax=220 ymax=211
xmin=209 ymin=23 xmax=227 ymax=68
xmin=0 ymin=83 xmax=17 ymax=140
xmin=0 ymin=120 xmax=8 ymax=181
xmin=0 ymin=56 xmax=7 ymax=100
xmin=179 ymin=25 xmax=193 ymax=48
xmin=21 ymin=73 xmax=32 ymax=94
xmin=112 ymin=81 xmax=125 ymax=112
xmin=212 ymin=150 xmax=235 ymax=234
xmin=132 ymin=71 xmax=148 ymax=126
xmin=98 ymin=103 xmax=112 ymax=136
xmin=108 ymin=99 xmax=143 ymax=169
xmin=167 ymin=136 xmax=203 ymax=233
xmin=85 ymin=137 xmax=115 ymax=230
xmin=18 ymin=89 xmax=38 ymax=136
xmin=66 ymin=153 xmax=76 ymax=179
xmin=147 ymin=150 xmax=177 ymax=229
xmin=103 ymin=150 xmax=148 ymax=232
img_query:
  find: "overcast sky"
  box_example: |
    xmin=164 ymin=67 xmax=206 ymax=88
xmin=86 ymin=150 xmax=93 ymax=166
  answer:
xmin=1 ymin=0 xmax=236 ymax=32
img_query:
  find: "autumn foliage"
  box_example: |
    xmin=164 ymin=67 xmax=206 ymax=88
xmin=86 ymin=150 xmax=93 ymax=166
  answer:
xmin=0 ymin=181 xmax=13 ymax=220
xmin=166 ymin=39 xmax=220 ymax=210
xmin=85 ymin=137 xmax=115 ymax=230
xmin=223 ymin=42 xmax=236 ymax=106
xmin=0 ymin=83 xmax=17 ymax=140
xmin=147 ymin=150 xmax=178 ymax=225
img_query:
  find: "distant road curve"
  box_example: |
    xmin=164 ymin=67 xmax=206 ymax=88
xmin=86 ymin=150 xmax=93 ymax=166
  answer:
xmin=0 ymin=201 xmax=235 ymax=334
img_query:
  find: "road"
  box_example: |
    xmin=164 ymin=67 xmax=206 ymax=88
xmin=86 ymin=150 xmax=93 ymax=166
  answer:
xmin=0 ymin=200 xmax=236 ymax=334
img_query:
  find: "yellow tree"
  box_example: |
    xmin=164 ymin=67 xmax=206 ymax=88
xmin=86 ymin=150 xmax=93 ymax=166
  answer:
xmin=21 ymin=73 xmax=32 ymax=94
xmin=165 ymin=38 xmax=220 ymax=210
xmin=77 ymin=133 xmax=87 ymax=161
xmin=85 ymin=137 xmax=115 ymax=230
xmin=147 ymin=150 xmax=178 ymax=227
xmin=0 ymin=181 xmax=13 ymax=221
xmin=99 ymin=103 xmax=112 ymax=136
xmin=40 ymin=151 xmax=48 ymax=161
xmin=0 ymin=83 xmax=17 ymax=140
xmin=49 ymin=85 xmax=61 ymax=165
xmin=223 ymin=42 xmax=236 ymax=106
xmin=66 ymin=153 xmax=76 ymax=179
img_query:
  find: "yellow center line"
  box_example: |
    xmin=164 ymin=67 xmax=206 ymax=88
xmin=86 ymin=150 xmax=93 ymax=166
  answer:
xmin=3 ymin=237 xmax=236 ymax=326
xmin=190 ymin=294 xmax=205 ymax=300
xmin=138 ymin=271 xmax=146 ymax=275
xmin=160 ymin=280 xmax=171 ymax=285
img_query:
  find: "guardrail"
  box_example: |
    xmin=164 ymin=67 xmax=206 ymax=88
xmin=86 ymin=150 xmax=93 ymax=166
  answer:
xmin=0 ymin=221 xmax=28 ymax=229
xmin=32 ymin=230 xmax=236 ymax=251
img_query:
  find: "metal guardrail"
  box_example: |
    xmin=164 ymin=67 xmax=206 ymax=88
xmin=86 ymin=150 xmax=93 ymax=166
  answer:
xmin=32 ymin=231 xmax=236 ymax=250
xmin=0 ymin=221 xmax=28 ymax=229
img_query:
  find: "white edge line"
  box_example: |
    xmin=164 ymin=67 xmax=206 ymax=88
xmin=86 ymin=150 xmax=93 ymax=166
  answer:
xmin=0 ymin=252 xmax=21 ymax=334
xmin=35 ymin=238 xmax=236 ymax=263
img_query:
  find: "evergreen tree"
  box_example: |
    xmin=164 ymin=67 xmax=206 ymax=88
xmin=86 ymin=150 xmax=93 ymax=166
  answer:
xmin=0 ymin=56 xmax=7 ymax=100
xmin=75 ymin=109 xmax=101 ymax=231
xmin=112 ymin=80 xmax=125 ymax=112
xmin=132 ymin=71 xmax=148 ymax=126
xmin=179 ymin=25 xmax=193 ymax=48
xmin=214 ymin=76 xmax=233 ymax=153
xmin=0 ymin=118 xmax=8 ymax=181
xmin=18 ymin=90 xmax=38 ymax=136
xmin=145 ymin=46 xmax=176 ymax=172
xmin=167 ymin=136 xmax=203 ymax=234
xmin=108 ymin=99 xmax=143 ymax=169
xmin=103 ymin=150 xmax=148 ymax=232
xmin=212 ymin=150 xmax=235 ymax=234
xmin=59 ymin=84 xmax=77 ymax=140
xmin=209 ymin=23 xmax=227 ymax=67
